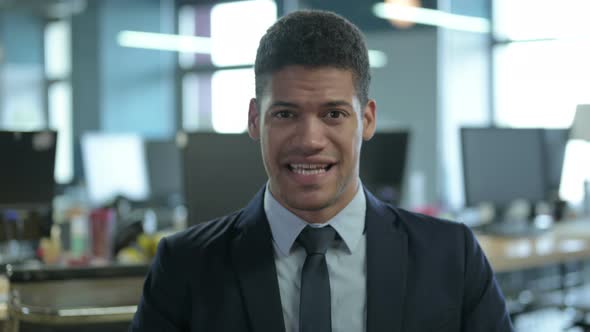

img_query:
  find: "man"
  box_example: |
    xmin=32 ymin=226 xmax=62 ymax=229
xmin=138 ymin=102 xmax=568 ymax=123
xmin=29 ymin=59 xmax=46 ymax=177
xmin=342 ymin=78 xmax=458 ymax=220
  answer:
xmin=130 ymin=10 xmax=513 ymax=332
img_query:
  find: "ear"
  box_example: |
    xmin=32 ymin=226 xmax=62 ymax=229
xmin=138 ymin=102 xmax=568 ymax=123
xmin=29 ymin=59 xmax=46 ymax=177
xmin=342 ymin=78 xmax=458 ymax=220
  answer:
xmin=362 ymin=99 xmax=377 ymax=141
xmin=248 ymin=98 xmax=260 ymax=140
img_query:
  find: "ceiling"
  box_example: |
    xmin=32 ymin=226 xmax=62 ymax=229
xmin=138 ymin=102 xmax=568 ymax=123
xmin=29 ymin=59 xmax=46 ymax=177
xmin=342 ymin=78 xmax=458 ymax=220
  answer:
xmin=0 ymin=0 xmax=88 ymax=18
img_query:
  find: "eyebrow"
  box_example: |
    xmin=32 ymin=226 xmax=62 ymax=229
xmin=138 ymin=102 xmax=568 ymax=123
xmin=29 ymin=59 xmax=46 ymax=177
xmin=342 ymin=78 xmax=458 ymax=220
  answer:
xmin=269 ymin=101 xmax=299 ymax=109
xmin=322 ymin=101 xmax=353 ymax=108
xmin=268 ymin=100 xmax=353 ymax=109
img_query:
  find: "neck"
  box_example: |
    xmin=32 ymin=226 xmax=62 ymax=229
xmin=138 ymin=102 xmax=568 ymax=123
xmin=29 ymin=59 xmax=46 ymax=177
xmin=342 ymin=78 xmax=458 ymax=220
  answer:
xmin=272 ymin=181 xmax=360 ymax=224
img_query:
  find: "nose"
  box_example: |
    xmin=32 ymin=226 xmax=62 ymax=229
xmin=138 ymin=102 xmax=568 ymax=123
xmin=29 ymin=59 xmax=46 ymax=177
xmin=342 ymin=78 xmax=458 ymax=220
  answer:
xmin=293 ymin=116 xmax=327 ymax=154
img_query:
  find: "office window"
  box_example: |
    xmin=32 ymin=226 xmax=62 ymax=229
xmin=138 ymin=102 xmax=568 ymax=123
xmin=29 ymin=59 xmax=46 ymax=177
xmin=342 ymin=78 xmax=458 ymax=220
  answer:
xmin=210 ymin=0 xmax=276 ymax=67
xmin=48 ymin=82 xmax=73 ymax=184
xmin=493 ymin=1 xmax=590 ymax=206
xmin=493 ymin=0 xmax=590 ymax=128
xmin=182 ymin=74 xmax=200 ymax=131
xmin=560 ymin=140 xmax=590 ymax=205
xmin=211 ymin=69 xmax=254 ymax=133
xmin=45 ymin=20 xmax=73 ymax=184
xmin=178 ymin=5 xmax=199 ymax=69
xmin=493 ymin=0 xmax=590 ymax=41
xmin=494 ymin=40 xmax=590 ymax=128
xmin=44 ymin=20 xmax=71 ymax=80
xmin=0 ymin=65 xmax=44 ymax=130
xmin=179 ymin=1 xmax=276 ymax=133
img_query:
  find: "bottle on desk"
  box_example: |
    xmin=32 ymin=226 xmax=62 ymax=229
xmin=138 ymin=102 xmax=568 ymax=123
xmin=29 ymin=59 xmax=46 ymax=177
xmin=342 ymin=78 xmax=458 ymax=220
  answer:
xmin=90 ymin=208 xmax=116 ymax=263
xmin=39 ymin=224 xmax=62 ymax=265
xmin=70 ymin=213 xmax=89 ymax=259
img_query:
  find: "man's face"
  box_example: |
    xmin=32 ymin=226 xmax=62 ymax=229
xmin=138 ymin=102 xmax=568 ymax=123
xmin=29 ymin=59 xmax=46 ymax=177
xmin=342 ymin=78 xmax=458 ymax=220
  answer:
xmin=248 ymin=65 xmax=376 ymax=223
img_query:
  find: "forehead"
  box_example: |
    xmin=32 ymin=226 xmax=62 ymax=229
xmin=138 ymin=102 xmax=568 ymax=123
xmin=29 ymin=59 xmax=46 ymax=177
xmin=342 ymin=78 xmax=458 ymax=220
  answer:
xmin=263 ymin=66 xmax=357 ymax=102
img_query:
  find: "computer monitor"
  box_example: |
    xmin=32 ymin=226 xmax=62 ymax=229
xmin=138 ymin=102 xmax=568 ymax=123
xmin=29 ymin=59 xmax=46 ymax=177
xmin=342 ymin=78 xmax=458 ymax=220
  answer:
xmin=360 ymin=131 xmax=410 ymax=205
xmin=81 ymin=133 xmax=150 ymax=206
xmin=145 ymin=139 xmax=183 ymax=205
xmin=182 ymin=132 xmax=267 ymax=224
xmin=461 ymin=127 xmax=547 ymax=209
xmin=0 ymin=130 xmax=57 ymax=209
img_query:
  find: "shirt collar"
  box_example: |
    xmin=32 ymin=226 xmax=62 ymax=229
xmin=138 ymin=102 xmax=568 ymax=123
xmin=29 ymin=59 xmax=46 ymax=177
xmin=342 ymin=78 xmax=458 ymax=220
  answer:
xmin=264 ymin=181 xmax=366 ymax=257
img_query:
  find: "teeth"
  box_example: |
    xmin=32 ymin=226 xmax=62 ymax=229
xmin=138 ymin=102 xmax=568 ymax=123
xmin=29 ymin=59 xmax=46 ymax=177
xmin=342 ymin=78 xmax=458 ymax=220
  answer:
xmin=290 ymin=163 xmax=328 ymax=170
xmin=292 ymin=168 xmax=327 ymax=175
xmin=289 ymin=163 xmax=329 ymax=175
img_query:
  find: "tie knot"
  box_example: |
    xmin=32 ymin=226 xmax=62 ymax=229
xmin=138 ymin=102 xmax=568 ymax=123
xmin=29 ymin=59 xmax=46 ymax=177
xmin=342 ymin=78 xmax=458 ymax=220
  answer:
xmin=297 ymin=225 xmax=336 ymax=255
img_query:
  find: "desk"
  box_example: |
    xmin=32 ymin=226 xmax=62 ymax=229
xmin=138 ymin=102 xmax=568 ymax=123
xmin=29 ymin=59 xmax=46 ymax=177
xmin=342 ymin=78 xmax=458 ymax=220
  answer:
xmin=477 ymin=219 xmax=590 ymax=273
xmin=0 ymin=264 xmax=148 ymax=332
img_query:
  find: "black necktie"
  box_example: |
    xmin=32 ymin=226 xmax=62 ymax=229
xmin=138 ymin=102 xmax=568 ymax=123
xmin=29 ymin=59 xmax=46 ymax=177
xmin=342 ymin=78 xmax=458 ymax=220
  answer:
xmin=297 ymin=225 xmax=336 ymax=332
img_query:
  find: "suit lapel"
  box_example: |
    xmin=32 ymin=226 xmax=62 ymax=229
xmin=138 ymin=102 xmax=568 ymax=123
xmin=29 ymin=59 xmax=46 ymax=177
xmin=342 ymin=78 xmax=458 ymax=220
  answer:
xmin=365 ymin=189 xmax=408 ymax=332
xmin=231 ymin=188 xmax=286 ymax=332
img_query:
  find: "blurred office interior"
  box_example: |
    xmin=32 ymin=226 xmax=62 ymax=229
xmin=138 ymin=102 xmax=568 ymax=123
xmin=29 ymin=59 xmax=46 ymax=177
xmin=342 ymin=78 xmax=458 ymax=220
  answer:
xmin=1 ymin=0 xmax=590 ymax=331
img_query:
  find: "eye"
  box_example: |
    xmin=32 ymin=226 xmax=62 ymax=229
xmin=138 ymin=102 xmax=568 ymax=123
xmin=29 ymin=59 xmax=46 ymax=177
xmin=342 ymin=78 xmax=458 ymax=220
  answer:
xmin=326 ymin=110 xmax=347 ymax=119
xmin=273 ymin=110 xmax=295 ymax=119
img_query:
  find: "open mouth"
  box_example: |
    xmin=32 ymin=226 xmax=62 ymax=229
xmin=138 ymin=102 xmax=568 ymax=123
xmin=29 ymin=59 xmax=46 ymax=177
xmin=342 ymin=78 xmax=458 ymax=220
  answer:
xmin=287 ymin=163 xmax=335 ymax=175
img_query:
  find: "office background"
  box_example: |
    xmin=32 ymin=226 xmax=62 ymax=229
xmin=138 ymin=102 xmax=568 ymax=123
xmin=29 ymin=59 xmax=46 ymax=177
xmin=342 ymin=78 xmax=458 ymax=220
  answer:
xmin=2 ymin=0 xmax=587 ymax=210
xmin=1 ymin=0 xmax=590 ymax=331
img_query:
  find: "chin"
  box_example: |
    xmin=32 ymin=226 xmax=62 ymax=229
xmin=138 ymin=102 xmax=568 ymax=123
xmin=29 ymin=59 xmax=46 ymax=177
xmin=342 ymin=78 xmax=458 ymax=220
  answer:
xmin=289 ymin=200 xmax=331 ymax=212
xmin=284 ymin=190 xmax=337 ymax=212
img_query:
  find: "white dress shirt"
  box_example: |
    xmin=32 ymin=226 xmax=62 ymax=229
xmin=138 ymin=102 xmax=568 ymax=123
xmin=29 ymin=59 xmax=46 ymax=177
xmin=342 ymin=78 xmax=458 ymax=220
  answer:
xmin=264 ymin=183 xmax=367 ymax=332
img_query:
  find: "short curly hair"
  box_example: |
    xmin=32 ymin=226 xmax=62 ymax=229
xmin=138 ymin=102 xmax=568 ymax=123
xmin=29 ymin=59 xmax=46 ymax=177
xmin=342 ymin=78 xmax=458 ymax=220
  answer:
xmin=254 ymin=10 xmax=371 ymax=107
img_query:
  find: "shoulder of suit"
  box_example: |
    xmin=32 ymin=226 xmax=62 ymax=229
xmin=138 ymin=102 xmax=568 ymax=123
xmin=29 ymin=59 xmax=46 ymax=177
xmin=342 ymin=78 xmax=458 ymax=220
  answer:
xmin=385 ymin=204 xmax=468 ymax=236
xmin=163 ymin=209 xmax=244 ymax=253
xmin=384 ymin=205 xmax=475 ymax=256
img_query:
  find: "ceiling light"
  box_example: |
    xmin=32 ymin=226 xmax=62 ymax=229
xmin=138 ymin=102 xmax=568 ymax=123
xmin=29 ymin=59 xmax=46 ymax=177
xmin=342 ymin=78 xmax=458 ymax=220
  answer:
xmin=373 ymin=2 xmax=491 ymax=33
xmin=368 ymin=50 xmax=388 ymax=68
xmin=117 ymin=31 xmax=212 ymax=54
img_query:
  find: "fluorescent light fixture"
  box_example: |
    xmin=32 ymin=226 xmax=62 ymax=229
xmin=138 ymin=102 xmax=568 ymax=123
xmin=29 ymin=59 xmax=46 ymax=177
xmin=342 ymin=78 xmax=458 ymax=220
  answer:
xmin=117 ymin=31 xmax=212 ymax=54
xmin=117 ymin=27 xmax=387 ymax=70
xmin=368 ymin=50 xmax=388 ymax=68
xmin=373 ymin=3 xmax=491 ymax=33
xmin=117 ymin=29 xmax=389 ymax=70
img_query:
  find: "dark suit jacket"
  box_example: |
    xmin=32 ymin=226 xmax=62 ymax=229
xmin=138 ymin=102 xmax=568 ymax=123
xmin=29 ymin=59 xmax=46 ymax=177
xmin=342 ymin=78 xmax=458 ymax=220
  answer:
xmin=130 ymin=188 xmax=513 ymax=331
